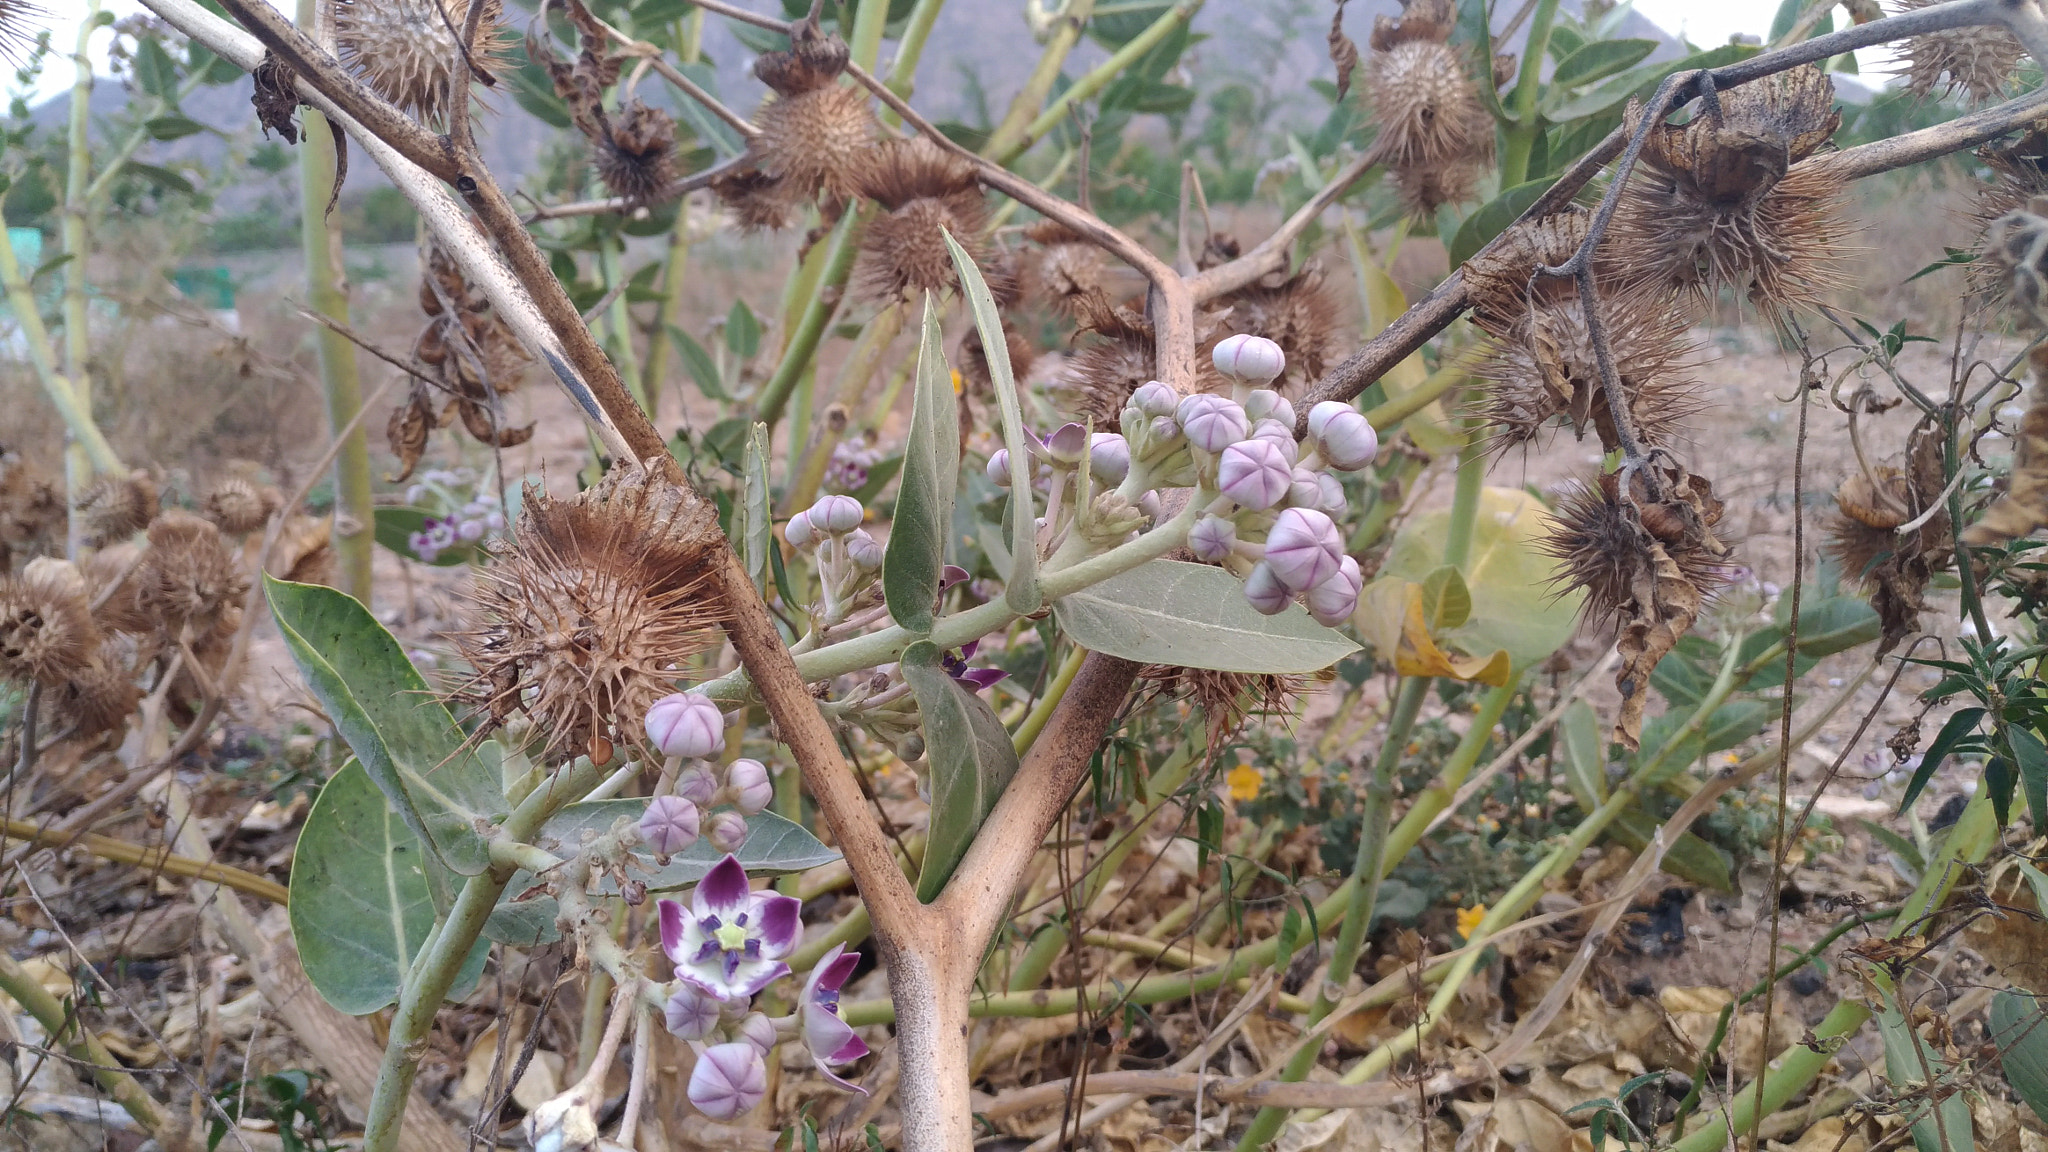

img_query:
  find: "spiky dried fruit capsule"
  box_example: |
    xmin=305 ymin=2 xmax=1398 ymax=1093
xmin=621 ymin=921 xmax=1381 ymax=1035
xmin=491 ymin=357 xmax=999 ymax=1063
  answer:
xmin=1836 ymin=468 xmax=1915 ymax=529
xmin=138 ymin=511 xmax=247 ymax=635
xmin=75 ymin=470 xmax=159 ymax=543
xmin=47 ymin=652 xmax=141 ymax=745
xmin=0 ymin=558 xmax=98 ymax=686
xmin=455 ymin=464 xmax=724 ymax=758
xmin=334 ymin=0 xmax=508 ymax=124
xmin=594 ymin=101 xmax=679 ymax=207
xmin=712 ymin=168 xmax=800 ymax=232
xmin=203 ymin=476 xmax=279 ymax=536
xmin=753 ymin=82 xmax=876 ymax=203
xmin=1367 ymin=37 xmax=1491 ymax=168
xmin=1895 ymin=0 xmax=2023 ymax=104
xmin=1983 ymin=198 xmax=2048 ymax=326
xmin=853 ymin=138 xmax=989 ymax=300
xmin=0 ymin=452 xmax=64 ymax=561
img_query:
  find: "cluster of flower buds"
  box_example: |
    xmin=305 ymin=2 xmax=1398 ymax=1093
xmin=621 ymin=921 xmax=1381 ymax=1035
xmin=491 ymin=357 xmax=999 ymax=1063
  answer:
xmin=657 ymin=856 xmax=869 ymax=1118
xmin=824 ymin=436 xmax=885 ymax=494
xmin=640 ymin=692 xmax=773 ymax=856
xmin=988 ymin=417 xmax=1161 ymax=554
xmin=1176 ymin=336 xmax=1377 ymax=623
xmin=785 ymin=493 xmax=884 ymax=621
xmin=403 ymin=467 xmax=506 ymax=562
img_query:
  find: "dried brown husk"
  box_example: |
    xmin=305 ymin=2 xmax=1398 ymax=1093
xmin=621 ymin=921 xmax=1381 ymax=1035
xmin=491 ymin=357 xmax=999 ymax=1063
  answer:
xmin=85 ymin=542 xmax=151 ymax=636
xmin=1019 ymin=220 xmax=1114 ymax=320
xmin=753 ymin=82 xmax=876 ymax=204
xmin=712 ymin=167 xmax=800 ymax=232
xmin=853 ymin=138 xmax=991 ymax=300
xmin=1968 ymin=132 xmax=2048 ymax=304
xmin=1546 ymin=461 xmax=1732 ymax=748
xmin=1207 ymin=263 xmax=1346 ymax=392
xmin=202 ymin=476 xmax=281 ymax=536
xmin=1605 ymin=68 xmax=1850 ymax=315
xmin=137 ymin=511 xmax=248 ymax=637
xmin=46 ymin=651 xmax=141 ymax=746
xmin=454 ymin=464 xmax=726 ymax=760
xmin=959 ymin=322 xmax=1039 ymax=397
xmin=1138 ymin=664 xmax=1307 ymax=750
xmin=1828 ymin=428 xmax=1951 ymax=651
xmin=1965 ymin=346 xmax=2048 ymax=546
xmin=271 ymin=516 xmax=338 ymax=588
xmin=0 ymin=453 xmax=63 ymax=565
xmin=1894 ymin=0 xmax=2023 ymax=103
xmin=1364 ymin=0 xmax=1491 ymax=215
xmin=593 ymin=101 xmax=679 ymax=207
xmin=1980 ymin=195 xmax=2048 ymax=326
xmin=0 ymin=557 xmax=98 ymax=686
xmin=395 ymin=244 xmax=535 ymax=477
xmin=752 ymin=29 xmax=851 ymax=97
xmin=334 ymin=0 xmax=507 ymax=123
xmin=75 ymin=470 xmax=159 ymax=544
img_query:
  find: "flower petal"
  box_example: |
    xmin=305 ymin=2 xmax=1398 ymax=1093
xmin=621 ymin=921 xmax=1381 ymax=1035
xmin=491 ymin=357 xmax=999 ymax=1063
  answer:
xmin=754 ymin=894 xmax=802 ymax=958
xmin=954 ymin=667 xmax=1009 ymax=691
xmin=658 ymin=899 xmax=686 ymax=962
xmin=694 ymin=854 xmax=751 ymax=918
xmin=816 ymin=947 xmax=860 ymax=996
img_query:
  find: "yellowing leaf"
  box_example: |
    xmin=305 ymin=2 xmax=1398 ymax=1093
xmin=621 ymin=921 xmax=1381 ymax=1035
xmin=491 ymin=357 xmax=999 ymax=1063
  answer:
xmin=1357 ymin=578 xmax=1513 ymax=686
xmin=1383 ymin=487 xmax=1583 ymax=672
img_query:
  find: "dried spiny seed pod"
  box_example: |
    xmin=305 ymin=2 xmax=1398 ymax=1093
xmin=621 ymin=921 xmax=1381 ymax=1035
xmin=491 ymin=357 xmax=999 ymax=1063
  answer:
xmin=594 ymin=101 xmax=679 ymax=207
xmin=1968 ymin=132 xmax=2048 ymax=304
xmin=1210 ymin=265 xmax=1345 ymax=391
xmin=1606 ymin=67 xmax=1849 ymax=314
xmin=752 ymin=31 xmax=850 ymax=97
xmin=1138 ymin=664 xmax=1307 ymax=750
xmin=138 ymin=510 xmax=247 ymax=635
xmin=712 ymin=167 xmax=798 ymax=232
xmin=1982 ymin=196 xmax=2048 ymax=326
xmin=454 ymin=464 xmax=726 ymax=760
xmin=1389 ymin=159 xmax=1485 ymax=216
xmin=959 ymin=322 xmax=1038 ymax=396
xmin=85 ymin=541 xmax=151 ymax=636
xmin=48 ymin=652 xmax=141 ymax=745
xmin=1055 ymin=306 xmax=1162 ymax=428
xmin=0 ymin=0 xmax=47 ymax=64
xmin=1020 ymin=220 xmax=1112 ymax=319
xmin=1829 ymin=430 xmax=1951 ymax=652
xmin=334 ymin=0 xmax=507 ymax=123
xmin=75 ymin=470 xmax=159 ymax=543
xmin=1894 ymin=0 xmax=2022 ymax=103
xmin=203 ymin=476 xmax=280 ymax=536
xmin=0 ymin=453 xmax=63 ymax=562
xmin=1368 ymin=0 xmax=1456 ymax=50
xmin=752 ymin=81 xmax=876 ymax=203
xmin=853 ymin=138 xmax=989 ymax=300
xmin=0 ymin=557 xmax=98 ymax=685
xmin=1364 ymin=0 xmax=1490 ymax=215
xmin=1836 ymin=467 xmax=1915 ymax=529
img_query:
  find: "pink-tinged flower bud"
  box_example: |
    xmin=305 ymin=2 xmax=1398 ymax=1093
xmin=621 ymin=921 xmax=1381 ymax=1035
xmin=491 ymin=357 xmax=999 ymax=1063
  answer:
xmin=1308 ymin=402 xmax=1379 ymax=470
xmin=1188 ymin=514 xmax=1238 ymax=562
xmin=688 ymin=1041 xmax=768 ymax=1120
xmin=1287 ymin=466 xmax=1323 ymax=509
xmin=1138 ymin=491 xmax=1161 ymax=522
xmin=705 ymin=810 xmax=750 ymax=854
xmin=639 ymin=794 xmax=701 ymax=856
xmin=1308 ymin=555 xmax=1363 ymax=627
xmin=1212 ymin=334 xmax=1286 ymax=384
xmin=664 ymin=983 xmax=722 ymax=1040
xmin=809 ymin=493 xmax=864 ymax=534
xmin=1250 ymin=419 xmax=1301 ymax=464
xmin=1264 ymin=507 xmax=1343 ymax=593
xmin=1148 ymin=415 xmax=1182 ymax=445
xmin=986 ymin=449 xmax=1012 ymax=487
xmin=1177 ymin=395 xmax=1249 ymax=454
xmin=1243 ymin=561 xmax=1292 ymax=615
xmin=1217 ymin=439 xmax=1293 ymax=511
xmin=727 ymin=758 xmax=773 ymax=815
xmin=1244 ymin=389 xmax=1296 ymax=428
xmin=1041 ymin=422 xmax=1089 ymax=465
xmin=845 ymin=528 xmax=884 ymax=570
xmin=784 ymin=510 xmax=818 ymax=550
xmin=1131 ymin=380 xmax=1179 ymax=417
xmin=1088 ymin=433 xmax=1131 ymax=484
xmin=647 ymin=693 xmax=726 ymax=759
xmin=674 ymin=763 xmax=720 ymax=807
xmin=735 ymin=1012 xmax=779 ymax=1055
xmin=457 ymin=518 xmax=486 ymax=542
xmin=1317 ymin=472 xmax=1349 ymax=518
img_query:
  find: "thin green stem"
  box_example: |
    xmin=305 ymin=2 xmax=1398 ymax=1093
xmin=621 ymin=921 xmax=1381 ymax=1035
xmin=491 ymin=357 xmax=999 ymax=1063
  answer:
xmin=1498 ymin=0 xmax=1560 ymax=187
xmin=994 ymin=0 xmax=1201 ymax=165
xmin=62 ymin=0 xmax=103 ymax=552
xmin=598 ymin=239 xmax=646 ymax=414
xmin=1379 ymin=673 xmax=1522 ymax=880
xmin=640 ymin=203 xmax=695 ymax=417
xmin=1011 ymin=643 xmax=1086 ymax=754
xmin=0 ymin=224 xmax=121 ymax=474
xmin=848 ymin=0 xmax=890 ymax=71
xmin=1442 ymin=426 xmax=1487 ymax=570
xmin=882 ymin=0 xmax=946 ymax=101
xmin=754 ymin=208 xmax=864 ymax=429
xmin=980 ymin=0 xmax=1097 ymax=162
xmin=0 ymin=950 xmax=175 ymax=1141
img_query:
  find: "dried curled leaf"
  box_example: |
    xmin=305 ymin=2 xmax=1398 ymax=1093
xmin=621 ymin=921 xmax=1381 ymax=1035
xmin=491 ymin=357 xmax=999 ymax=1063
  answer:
xmin=1965 ymin=347 xmax=2048 ymax=547
xmin=1329 ymin=0 xmax=1359 ymax=102
xmin=1829 ymin=425 xmax=1950 ymax=652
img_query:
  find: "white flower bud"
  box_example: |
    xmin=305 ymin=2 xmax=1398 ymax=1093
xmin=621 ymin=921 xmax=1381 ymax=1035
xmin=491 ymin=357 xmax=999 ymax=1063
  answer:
xmin=1244 ymin=389 xmax=1296 ymax=428
xmin=645 ymin=693 xmax=725 ymax=759
xmin=986 ymin=449 xmax=1012 ymax=487
xmin=726 ymin=758 xmax=774 ymax=815
xmin=1308 ymin=401 xmax=1379 ymax=471
xmin=809 ymin=493 xmax=865 ymax=534
xmin=1242 ymin=561 xmax=1292 ymax=615
xmin=1212 ymin=334 xmax=1286 ymax=384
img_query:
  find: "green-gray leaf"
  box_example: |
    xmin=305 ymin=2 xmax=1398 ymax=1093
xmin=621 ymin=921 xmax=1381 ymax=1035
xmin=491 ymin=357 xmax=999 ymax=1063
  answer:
xmin=882 ymin=295 xmax=959 ymax=635
xmin=1879 ymin=987 xmax=1975 ymax=1152
xmin=741 ymin=422 xmax=771 ymax=596
xmin=1993 ymin=989 xmax=2048 ymax=1125
xmin=1053 ymin=559 xmax=1361 ymax=674
xmin=483 ymin=807 xmax=838 ymax=945
xmin=945 ymin=230 xmax=1039 ymax=613
xmin=265 ymin=575 xmax=506 ymax=874
xmin=903 ymin=641 xmax=1019 ymax=903
xmin=290 ymin=760 xmax=488 ymax=1014
xmin=1560 ymin=699 xmax=1607 ymax=808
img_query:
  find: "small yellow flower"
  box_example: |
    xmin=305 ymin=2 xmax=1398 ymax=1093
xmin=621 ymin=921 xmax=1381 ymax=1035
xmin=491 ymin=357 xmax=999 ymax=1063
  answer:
xmin=950 ymin=368 xmax=964 ymax=395
xmin=1226 ymin=764 xmax=1262 ymax=803
xmin=1456 ymin=904 xmax=1487 ymax=941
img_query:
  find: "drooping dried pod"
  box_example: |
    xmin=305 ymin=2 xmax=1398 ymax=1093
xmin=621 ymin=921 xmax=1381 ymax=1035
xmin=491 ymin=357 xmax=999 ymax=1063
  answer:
xmin=1968 ymin=132 xmax=2048 ymax=304
xmin=1465 ymin=211 xmax=1701 ymax=452
xmin=271 ymin=515 xmax=338 ymax=588
xmin=1893 ymin=0 xmax=2023 ymax=103
xmin=1208 ymin=264 xmax=1346 ymax=392
xmin=1965 ymin=346 xmax=2048 ymax=547
xmin=395 ymin=244 xmax=535 ymax=479
xmin=202 ymin=476 xmax=280 ymax=536
xmin=1828 ymin=429 xmax=1951 ymax=652
xmin=1835 ymin=467 xmax=1914 ymax=529
xmin=1980 ymin=196 xmax=2048 ymax=327
xmin=0 ymin=452 xmax=64 ymax=563
xmin=137 ymin=510 xmax=248 ymax=636
xmin=593 ymin=101 xmax=680 ymax=207
xmin=453 ymin=464 xmax=726 ymax=760
xmin=753 ymin=81 xmax=876 ymax=203
xmin=712 ymin=167 xmax=800 ymax=232
xmin=334 ymin=0 xmax=507 ymax=123
xmin=75 ymin=470 xmax=159 ymax=544
xmin=0 ymin=557 xmax=99 ymax=686
xmin=752 ymin=28 xmax=851 ymax=98
xmin=853 ymin=138 xmax=990 ymax=301
xmin=1605 ymin=67 xmax=1850 ymax=315
xmin=1546 ymin=459 xmax=1732 ymax=748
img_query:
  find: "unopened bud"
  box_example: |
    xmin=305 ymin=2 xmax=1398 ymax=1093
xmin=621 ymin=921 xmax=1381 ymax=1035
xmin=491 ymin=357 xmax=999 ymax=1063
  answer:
xmin=1244 ymin=389 xmax=1296 ymax=428
xmin=705 ymin=810 xmax=750 ymax=854
xmin=1131 ymin=380 xmax=1179 ymax=417
xmin=986 ymin=449 xmax=1012 ymax=487
xmin=688 ymin=1041 xmax=768 ymax=1121
xmin=1217 ymin=439 xmax=1293 ymax=511
xmin=1088 ymin=433 xmax=1131 ymax=485
xmin=673 ymin=763 xmax=720 ymax=807
xmin=1264 ymin=507 xmax=1343 ymax=593
xmin=1188 ymin=514 xmax=1238 ymax=562
xmin=1242 ymin=561 xmax=1292 ymax=615
xmin=809 ymin=493 xmax=865 ymax=534
xmin=1176 ymin=394 xmax=1248 ymax=454
xmin=1041 ymin=422 xmax=1089 ymax=465
xmin=1307 ymin=555 xmax=1363 ymax=627
xmin=844 ymin=528 xmax=884 ymax=570
xmin=1308 ymin=402 xmax=1379 ymax=471
xmin=1250 ymin=419 xmax=1300 ymax=464
xmin=1212 ymin=334 xmax=1286 ymax=384
xmin=784 ymin=510 xmax=818 ymax=550
xmin=727 ymin=758 xmax=774 ymax=815
xmin=646 ymin=693 xmax=726 ymax=759
xmin=638 ymin=794 xmax=701 ymax=856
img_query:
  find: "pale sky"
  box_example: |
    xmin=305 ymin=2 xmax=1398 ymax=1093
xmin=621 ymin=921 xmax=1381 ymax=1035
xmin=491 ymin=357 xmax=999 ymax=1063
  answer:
xmin=16 ymin=0 xmax=1839 ymax=108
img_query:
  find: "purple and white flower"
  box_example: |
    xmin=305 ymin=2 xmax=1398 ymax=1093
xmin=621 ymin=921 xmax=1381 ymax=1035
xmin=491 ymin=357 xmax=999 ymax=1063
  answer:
xmin=688 ymin=1041 xmax=768 ymax=1120
xmin=659 ymin=855 xmax=800 ymax=1000
xmin=1034 ymin=422 xmax=1090 ymax=466
xmin=943 ymin=639 xmax=1009 ymax=692
xmin=799 ymin=944 xmax=871 ymax=1092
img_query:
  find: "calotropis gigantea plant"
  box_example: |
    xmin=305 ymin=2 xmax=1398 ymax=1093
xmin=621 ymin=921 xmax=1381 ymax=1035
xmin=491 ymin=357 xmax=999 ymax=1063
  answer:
xmin=111 ymin=0 xmax=2048 ymax=1148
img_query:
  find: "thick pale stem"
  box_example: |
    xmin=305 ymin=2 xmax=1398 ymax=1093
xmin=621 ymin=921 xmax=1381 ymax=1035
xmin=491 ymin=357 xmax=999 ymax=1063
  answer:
xmin=981 ymin=0 xmax=1097 ymax=161
xmin=884 ymin=945 xmax=976 ymax=1152
xmin=0 ymin=949 xmax=180 ymax=1143
xmin=63 ymin=0 xmax=102 ymax=553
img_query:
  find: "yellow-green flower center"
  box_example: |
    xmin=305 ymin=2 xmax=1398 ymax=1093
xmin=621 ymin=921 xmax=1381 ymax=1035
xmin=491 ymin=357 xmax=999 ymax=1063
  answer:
xmin=714 ymin=922 xmax=749 ymax=952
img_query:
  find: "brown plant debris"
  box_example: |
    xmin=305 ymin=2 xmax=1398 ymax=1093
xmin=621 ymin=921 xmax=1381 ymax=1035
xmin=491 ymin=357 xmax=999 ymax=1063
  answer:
xmin=1364 ymin=0 xmax=1491 ymax=214
xmin=1964 ymin=346 xmax=2048 ymax=547
xmin=1968 ymin=131 xmax=2048 ymax=304
xmin=334 ymin=0 xmax=507 ymax=123
xmin=1894 ymin=0 xmax=2023 ymax=103
xmin=271 ymin=516 xmax=338 ymax=589
xmin=853 ymin=138 xmax=991 ymax=301
xmin=1464 ymin=210 xmax=1700 ymax=452
xmin=251 ymin=52 xmax=303 ymax=143
xmin=86 ymin=542 xmax=151 ymax=637
xmin=712 ymin=167 xmax=800 ymax=232
xmin=393 ymin=243 xmax=536 ymax=479
xmin=454 ymin=463 xmax=726 ymax=760
xmin=137 ymin=511 xmax=248 ymax=638
xmin=47 ymin=650 xmax=142 ymax=745
xmin=203 ymin=476 xmax=281 ymax=537
xmin=1828 ymin=427 xmax=1952 ymax=652
xmin=0 ymin=557 xmax=99 ymax=686
xmin=1547 ymin=458 xmax=1732 ymax=748
xmin=1138 ymin=665 xmax=1307 ymax=751
xmin=1606 ymin=67 xmax=1848 ymax=315
xmin=1019 ymin=220 xmax=1113 ymax=320
xmin=0 ymin=452 xmax=63 ymax=565
xmin=74 ymin=470 xmax=160 ymax=545
xmin=1980 ymin=194 xmax=2048 ymax=326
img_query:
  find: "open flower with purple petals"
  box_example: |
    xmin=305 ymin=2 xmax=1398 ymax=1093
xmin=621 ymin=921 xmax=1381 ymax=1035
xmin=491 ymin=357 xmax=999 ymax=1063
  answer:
xmin=660 ymin=856 xmax=801 ymax=1000
xmin=800 ymin=944 xmax=871 ymax=1091
xmin=942 ymin=640 xmax=1009 ymax=692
